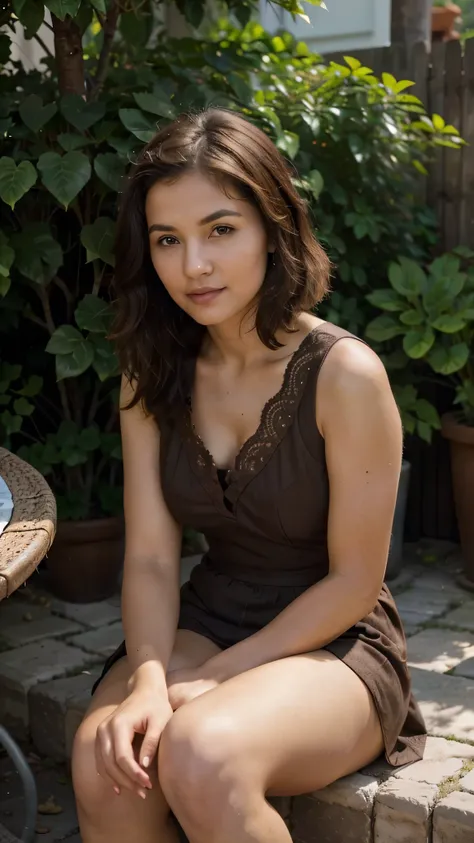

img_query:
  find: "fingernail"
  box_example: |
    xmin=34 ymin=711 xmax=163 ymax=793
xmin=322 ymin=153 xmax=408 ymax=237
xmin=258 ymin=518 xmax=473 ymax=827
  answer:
xmin=113 ymin=786 xmax=120 ymax=795
xmin=138 ymin=790 xmax=147 ymax=800
xmin=142 ymin=756 xmax=149 ymax=768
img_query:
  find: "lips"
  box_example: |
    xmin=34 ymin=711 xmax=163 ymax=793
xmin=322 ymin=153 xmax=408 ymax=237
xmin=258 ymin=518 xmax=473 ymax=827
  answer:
xmin=186 ymin=287 xmax=225 ymax=305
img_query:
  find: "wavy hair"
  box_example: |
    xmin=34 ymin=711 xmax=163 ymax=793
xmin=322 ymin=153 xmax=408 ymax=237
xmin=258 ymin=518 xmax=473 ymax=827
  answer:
xmin=111 ymin=107 xmax=331 ymax=418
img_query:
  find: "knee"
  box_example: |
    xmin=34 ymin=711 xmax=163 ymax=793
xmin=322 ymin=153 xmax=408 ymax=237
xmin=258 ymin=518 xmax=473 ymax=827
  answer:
xmin=158 ymin=707 xmax=248 ymax=821
xmin=71 ymin=721 xmax=114 ymax=822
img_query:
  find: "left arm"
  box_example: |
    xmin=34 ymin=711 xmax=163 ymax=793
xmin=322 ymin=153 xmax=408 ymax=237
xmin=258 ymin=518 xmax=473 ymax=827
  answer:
xmin=168 ymin=340 xmax=403 ymax=702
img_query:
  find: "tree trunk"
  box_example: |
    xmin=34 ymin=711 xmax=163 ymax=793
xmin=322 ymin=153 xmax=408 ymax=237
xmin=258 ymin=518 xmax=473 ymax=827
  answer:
xmin=391 ymin=0 xmax=432 ymax=51
xmin=52 ymin=13 xmax=85 ymax=96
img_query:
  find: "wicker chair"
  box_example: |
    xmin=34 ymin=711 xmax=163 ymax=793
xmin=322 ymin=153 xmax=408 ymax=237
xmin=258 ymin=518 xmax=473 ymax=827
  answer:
xmin=0 ymin=448 xmax=57 ymax=842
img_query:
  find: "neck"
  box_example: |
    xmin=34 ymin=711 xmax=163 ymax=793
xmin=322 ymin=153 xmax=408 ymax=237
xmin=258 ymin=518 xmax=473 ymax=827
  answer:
xmin=203 ymin=310 xmax=315 ymax=368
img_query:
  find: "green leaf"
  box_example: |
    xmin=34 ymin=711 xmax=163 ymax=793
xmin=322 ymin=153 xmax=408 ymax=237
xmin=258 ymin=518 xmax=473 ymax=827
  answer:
xmin=88 ymin=0 xmax=106 ymax=11
xmin=431 ymin=314 xmax=467 ymax=333
xmin=46 ymin=325 xmax=86 ymax=355
xmin=0 ymin=157 xmax=37 ymax=209
xmin=90 ymin=334 xmax=120 ymax=381
xmin=132 ymin=92 xmax=176 ymax=120
xmin=17 ymin=374 xmax=42 ymax=396
xmin=94 ymin=153 xmax=125 ymax=192
xmin=228 ymin=72 xmax=254 ymax=103
xmin=417 ymin=421 xmax=432 ymax=443
xmin=61 ymin=94 xmax=106 ymax=131
xmin=13 ymin=0 xmax=44 ymax=38
xmin=428 ymin=343 xmax=470 ymax=375
xmin=19 ymin=95 xmax=57 ymax=132
xmin=432 ymin=113 xmax=446 ymax=131
xmin=0 ymin=276 xmax=11 ymax=297
xmin=307 ymin=169 xmax=324 ymax=199
xmin=79 ymin=425 xmax=101 ymax=451
xmin=0 ymin=411 xmax=22 ymax=435
xmin=395 ymin=79 xmax=415 ymax=94
xmin=46 ymin=327 xmax=94 ymax=380
xmin=10 ymin=223 xmax=62 ymax=285
xmin=403 ymin=327 xmax=435 ymax=359
xmin=57 ymin=132 xmax=93 ymax=152
xmin=44 ymin=0 xmax=81 ymax=20
xmin=343 ymin=56 xmax=361 ymax=71
xmin=0 ymin=243 xmax=14 ymax=278
xmin=13 ymin=397 xmax=34 ymax=416
xmin=388 ymin=259 xmax=425 ymax=296
xmin=175 ymin=0 xmax=205 ymax=27
xmin=80 ymin=217 xmax=115 ymax=266
xmin=38 ymin=151 xmax=91 ymax=209
xmin=400 ymin=310 xmax=424 ymax=326
xmin=119 ymin=108 xmax=156 ymax=142
xmin=415 ymin=399 xmax=441 ymax=428
xmin=75 ymin=293 xmax=113 ymax=333
xmin=382 ymin=72 xmax=398 ymax=91
xmin=365 ymin=315 xmax=405 ymax=342
xmin=366 ymin=289 xmax=405 ymax=312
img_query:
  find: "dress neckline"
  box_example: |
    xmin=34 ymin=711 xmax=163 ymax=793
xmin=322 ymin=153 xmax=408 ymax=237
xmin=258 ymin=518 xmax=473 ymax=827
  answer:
xmin=184 ymin=321 xmax=328 ymax=496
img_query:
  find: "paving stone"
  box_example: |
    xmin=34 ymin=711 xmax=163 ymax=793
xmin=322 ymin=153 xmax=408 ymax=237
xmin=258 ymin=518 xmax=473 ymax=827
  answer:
xmin=395 ymin=589 xmax=461 ymax=625
xmin=374 ymin=779 xmax=438 ymax=842
xmin=452 ymin=657 xmax=474 ymax=680
xmin=433 ymin=790 xmax=474 ymax=843
xmin=438 ymin=603 xmax=474 ymax=633
xmin=411 ymin=568 xmax=471 ymax=601
xmin=68 ymin=621 xmax=123 ymax=657
xmin=0 ymin=640 xmax=97 ymax=736
xmin=461 ymin=769 xmax=474 ymax=794
xmin=407 ymin=628 xmax=474 ymax=673
xmin=394 ymin=757 xmax=464 ymax=784
xmin=0 ymin=597 xmax=51 ymax=631
xmin=291 ymin=773 xmax=378 ymax=843
xmin=0 ymin=615 xmax=82 ymax=649
xmin=423 ymin=736 xmax=474 ymax=762
xmin=29 ymin=670 xmax=100 ymax=761
xmin=51 ymin=599 xmax=122 ymax=629
xmin=410 ymin=667 xmax=474 ymax=742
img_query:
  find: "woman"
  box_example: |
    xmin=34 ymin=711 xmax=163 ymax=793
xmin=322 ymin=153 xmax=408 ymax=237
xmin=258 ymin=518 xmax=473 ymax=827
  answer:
xmin=72 ymin=107 xmax=426 ymax=843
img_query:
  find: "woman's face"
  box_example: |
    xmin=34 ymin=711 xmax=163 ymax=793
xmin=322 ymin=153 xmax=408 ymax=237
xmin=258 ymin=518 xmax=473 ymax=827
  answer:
xmin=145 ymin=170 xmax=272 ymax=327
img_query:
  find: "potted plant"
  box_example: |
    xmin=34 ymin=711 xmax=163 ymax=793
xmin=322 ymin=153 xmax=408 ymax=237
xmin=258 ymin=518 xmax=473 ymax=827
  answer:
xmin=432 ymin=1 xmax=462 ymax=39
xmin=366 ymin=249 xmax=474 ymax=589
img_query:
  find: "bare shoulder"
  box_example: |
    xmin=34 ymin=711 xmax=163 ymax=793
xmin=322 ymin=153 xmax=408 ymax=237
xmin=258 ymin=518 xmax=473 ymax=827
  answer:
xmin=316 ymin=337 xmax=397 ymax=436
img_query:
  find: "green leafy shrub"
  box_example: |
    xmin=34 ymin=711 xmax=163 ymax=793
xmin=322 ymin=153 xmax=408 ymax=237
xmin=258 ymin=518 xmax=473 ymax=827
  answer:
xmin=366 ymin=248 xmax=474 ymax=432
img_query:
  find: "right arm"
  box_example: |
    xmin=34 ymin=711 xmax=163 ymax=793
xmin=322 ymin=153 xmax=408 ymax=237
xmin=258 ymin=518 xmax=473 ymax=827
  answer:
xmin=96 ymin=374 xmax=182 ymax=795
xmin=120 ymin=373 xmax=182 ymax=695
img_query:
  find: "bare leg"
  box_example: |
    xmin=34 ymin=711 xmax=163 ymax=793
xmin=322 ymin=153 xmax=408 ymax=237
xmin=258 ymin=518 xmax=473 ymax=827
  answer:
xmin=72 ymin=630 xmax=221 ymax=843
xmin=159 ymin=650 xmax=384 ymax=843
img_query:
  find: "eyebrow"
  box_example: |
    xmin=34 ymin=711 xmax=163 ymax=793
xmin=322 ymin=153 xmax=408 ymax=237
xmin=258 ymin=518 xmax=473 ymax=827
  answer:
xmin=148 ymin=209 xmax=243 ymax=234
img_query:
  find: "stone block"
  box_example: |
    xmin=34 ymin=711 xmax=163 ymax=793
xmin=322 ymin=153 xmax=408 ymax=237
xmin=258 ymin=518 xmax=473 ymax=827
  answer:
xmin=0 ymin=640 xmax=97 ymax=736
xmin=433 ymin=790 xmax=474 ymax=843
xmin=423 ymin=736 xmax=474 ymax=762
xmin=409 ymin=667 xmax=474 ymax=742
xmin=452 ymin=657 xmax=474 ymax=680
xmin=291 ymin=773 xmax=378 ymax=843
xmin=407 ymin=628 xmax=474 ymax=673
xmin=374 ymin=779 xmax=438 ymax=843
xmin=412 ymin=568 xmax=470 ymax=600
xmin=0 ymin=596 xmax=50 ymax=631
xmin=68 ymin=621 xmax=123 ymax=657
xmin=51 ymin=598 xmax=121 ymax=628
xmin=460 ymin=769 xmax=474 ymax=794
xmin=29 ymin=669 xmax=100 ymax=761
xmin=395 ymin=589 xmax=461 ymax=625
xmin=0 ymin=615 xmax=82 ymax=649
xmin=394 ymin=757 xmax=464 ymax=785
xmin=437 ymin=603 xmax=474 ymax=633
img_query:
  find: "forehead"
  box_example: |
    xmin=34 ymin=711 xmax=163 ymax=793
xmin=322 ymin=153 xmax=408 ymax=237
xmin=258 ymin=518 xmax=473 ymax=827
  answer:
xmin=145 ymin=170 xmax=250 ymax=217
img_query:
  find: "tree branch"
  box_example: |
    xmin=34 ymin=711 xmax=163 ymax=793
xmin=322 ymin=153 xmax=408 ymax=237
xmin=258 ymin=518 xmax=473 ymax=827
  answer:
xmin=51 ymin=12 xmax=85 ymax=96
xmin=33 ymin=31 xmax=54 ymax=59
xmin=90 ymin=0 xmax=121 ymax=101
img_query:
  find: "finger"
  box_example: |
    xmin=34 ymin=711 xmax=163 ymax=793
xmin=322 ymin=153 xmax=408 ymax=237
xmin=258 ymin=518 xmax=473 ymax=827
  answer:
xmin=94 ymin=734 xmax=125 ymax=795
xmin=113 ymin=727 xmax=153 ymax=789
xmin=97 ymin=727 xmax=139 ymax=793
xmin=139 ymin=723 xmax=163 ymax=770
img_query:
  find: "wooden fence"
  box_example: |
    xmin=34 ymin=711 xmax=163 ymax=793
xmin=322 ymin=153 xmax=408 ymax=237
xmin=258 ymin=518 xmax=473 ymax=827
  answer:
xmin=325 ymin=39 xmax=474 ymax=541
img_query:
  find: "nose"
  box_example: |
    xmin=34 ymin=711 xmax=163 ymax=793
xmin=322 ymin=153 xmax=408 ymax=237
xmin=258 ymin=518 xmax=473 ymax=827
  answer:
xmin=183 ymin=245 xmax=213 ymax=279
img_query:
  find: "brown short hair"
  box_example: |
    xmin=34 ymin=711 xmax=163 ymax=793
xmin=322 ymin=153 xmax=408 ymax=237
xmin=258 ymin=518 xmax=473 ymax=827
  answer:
xmin=111 ymin=107 xmax=330 ymax=417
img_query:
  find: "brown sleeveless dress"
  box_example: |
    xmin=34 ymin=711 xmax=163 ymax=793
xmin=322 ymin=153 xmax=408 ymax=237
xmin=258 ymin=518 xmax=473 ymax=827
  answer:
xmin=93 ymin=322 xmax=427 ymax=768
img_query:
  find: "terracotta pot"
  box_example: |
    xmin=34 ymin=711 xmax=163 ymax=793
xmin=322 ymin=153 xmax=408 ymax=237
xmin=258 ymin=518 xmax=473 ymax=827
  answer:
xmin=442 ymin=413 xmax=474 ymax=590
xmin=432 ymin=4 xmax=461 ymax=34
xmin=45 ymin=515 xmax=124 ymax=603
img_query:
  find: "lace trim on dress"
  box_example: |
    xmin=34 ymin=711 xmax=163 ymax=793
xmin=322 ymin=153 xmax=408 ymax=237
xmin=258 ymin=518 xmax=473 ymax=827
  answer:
xmin=183 ymin=326 xmax=328 ymax=485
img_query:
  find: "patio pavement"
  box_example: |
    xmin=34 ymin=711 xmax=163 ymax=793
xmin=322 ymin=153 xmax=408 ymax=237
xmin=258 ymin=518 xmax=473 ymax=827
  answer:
xmin=0 ymin=541 xmax=474 ymax=842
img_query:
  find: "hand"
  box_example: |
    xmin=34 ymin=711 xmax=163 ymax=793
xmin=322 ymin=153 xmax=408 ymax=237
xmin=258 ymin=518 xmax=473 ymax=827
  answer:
xmin=166 ymin=667 xmax=220 ymax=710
xmin=95 ymin=687 xmax=173 ymax=798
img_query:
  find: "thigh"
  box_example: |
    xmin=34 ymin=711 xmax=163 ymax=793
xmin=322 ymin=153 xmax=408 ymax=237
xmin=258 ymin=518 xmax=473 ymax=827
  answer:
xmin=168 ymin=649 xmax=384 ymax=796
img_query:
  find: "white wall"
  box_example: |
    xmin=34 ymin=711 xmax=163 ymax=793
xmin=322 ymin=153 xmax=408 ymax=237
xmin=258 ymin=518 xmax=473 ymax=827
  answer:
xmin=260 ymin=0 xmax=391 ymax=54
